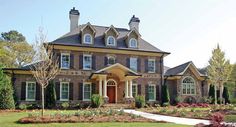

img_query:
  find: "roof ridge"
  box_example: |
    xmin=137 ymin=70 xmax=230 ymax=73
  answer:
xmin=168 ymin=61 xmax=192 ymax=70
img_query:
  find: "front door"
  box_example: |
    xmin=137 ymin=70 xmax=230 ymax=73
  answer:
xmin=107 ymin=86 xmax=115 ymax=103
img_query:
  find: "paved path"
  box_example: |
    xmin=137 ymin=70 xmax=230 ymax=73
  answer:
xmin=124 ymin=109 xmax=210 ymax=126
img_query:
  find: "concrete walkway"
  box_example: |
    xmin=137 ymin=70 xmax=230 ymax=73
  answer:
xmin=124 ymin=109 xmax=210 ymax=126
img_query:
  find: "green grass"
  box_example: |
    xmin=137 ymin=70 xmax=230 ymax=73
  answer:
xmin=225 ymin=115 xmax=236 ymax=122
xmin=0 ymin=110 xmax=192 ymax=127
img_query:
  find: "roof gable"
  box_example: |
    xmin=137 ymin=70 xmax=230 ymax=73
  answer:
xmin=104 ymin=25 xmax=119 ymax=37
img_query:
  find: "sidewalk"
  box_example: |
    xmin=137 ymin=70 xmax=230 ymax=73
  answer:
xmin=124 ymin=109 xmax=210 ymax=126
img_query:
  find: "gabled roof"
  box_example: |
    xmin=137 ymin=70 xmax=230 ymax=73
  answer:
xmin=104 ymin=25 xmax=119 ymax=37
xmin=80 ymin=22 xmax=96 ymax=35
xmin=50 ymin=24 xmax=169 ymax=54
xmin=126 ymin=28 xmax=141 ymax=37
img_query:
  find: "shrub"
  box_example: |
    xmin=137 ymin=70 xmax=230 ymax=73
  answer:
xmin=45 ymin=81 xmax=56 ymax=108
xmin=135 ymin=95 xmax=145 ymax=108
xmin=18 ymin=103 xmax=27 ymax=110
xmin=61 ymin=102 xmax=69 ymax=109
xmin=210 ymin=112 xmax=224 ymax=127
xmin=162 ymin=102 xmax=170 ymax=107
xmin=223 ymin=86 xmax=230 ymax=104
xmin=208 ymin=84 xmax=215 ymax=104
xmin=79 ymin=101 xmax=90 ymax=109
xmin=91 ymin=94 xmax=104 ymax=108
xmin=174 ymin=96 xmax=182 ymax=104
xmin=161 ymin=84 xmax=170 ymax=104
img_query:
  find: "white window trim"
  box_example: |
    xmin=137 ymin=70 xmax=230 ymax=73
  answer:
xmin=148 ymin=84 xmax=156 ymax=101
xmin=60 ymin=82 xmax=69 ymax=101
xmin=83 ymin=54 xmax=92 ymax=70
xmin=83 ymin=34 xmax=93 ymax=44
xmin=182 ymin=76 xmax=196 ymax=95
xmin=106 ymin=36 xmax=116 ymax=46
xmin=83 ymin=82 xmax=92 ymax=101
xmin=130 ymin=57 xmax=138 ymax=72
xmin=107 ymin=56 xmax=116 ymax=65
xmin=60 ymin=53 xmax=70 ymax=69
xmin=148 ymin=59 xmax=156 ymax=73
xmin=129 ymin=38 xmax=138 ymax=48
xmin=132 ymin=84 xmax=138 ymax=97
xmin=26 ymin=81 xmax=36 ymax=101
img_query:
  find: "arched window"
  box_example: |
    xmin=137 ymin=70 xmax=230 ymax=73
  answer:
xmin=129 ymin=38 xmax=137 ymax=48
xmin=182 ymin=76 xmax=195 ymax=95
xmin=107 ymin=79 xmax=116 ymax=86
xmin=107 ymin=36 xmax=116 ymax=46
xmin=107 ymin=56 xmax=116 ymax=65
xmin=84 ymin=34 xmax=92 ymax=44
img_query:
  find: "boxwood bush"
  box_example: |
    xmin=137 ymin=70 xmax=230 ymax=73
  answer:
xmin=135 ymin=95 xmax=145 ymax=108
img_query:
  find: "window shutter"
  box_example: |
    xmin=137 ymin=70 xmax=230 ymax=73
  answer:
xmin=138 ymin=84 xmax=142 ymax=95
xmin=92 ymin=83 xmax=96 ymax=95
xmin=92 ymin=55 xmax=96 ymax=70
xmin=36 ymin=82 xmax=40 ymax=100
xmin=79 ymin=54 xmax=83 ymax=69
xmin=21 ymin=82 xmax=26 ymax=100
xmin=137 ymin=58 xmax=141 ymax=72
xmin=69 ymin=83 xmax=73 ymax=100
xmin=104 ymin=56 xmax=108 ymax=66
xmin=126 ymin=58 xmax=130 ymax=68
xmin=145 ymin=85 xmax=149 ymax=101
xmin=156 ymin=59 xmax=158 ymax=73
xmin=145 ymin=59 xmax=148 ymax=72
xmin=78 ymin=83 xmax=83 ymax=100
xmin=55 ymin=82 xmax=60 ymax=100
xmin=156 ymin=85 xmax=159 ymax=101
xmin=70 ymin=54 xmax=74 ymax=69
xmin=57 ymin=53 xmax=61 ymax=68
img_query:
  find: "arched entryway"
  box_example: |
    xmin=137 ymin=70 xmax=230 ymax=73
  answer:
xmin=107 ymin=79 xmax=117 ymax=103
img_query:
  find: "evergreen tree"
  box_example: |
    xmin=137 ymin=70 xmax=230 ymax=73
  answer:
xmin=45 ymin=81 xmax=56 ymax=109
xmin=223 ymin=86 xmax=230 ymax=104
xmin=208 ymin=84 xmax=215 ymax=103
xmin=162 ymin=84 xmax=170 ymax=104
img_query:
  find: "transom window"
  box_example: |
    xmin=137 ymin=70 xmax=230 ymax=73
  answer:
xmin=26 ymin=82 xmax=36 ymax=101
xmin=107 ymin=56 xmax=116 ymax=65
xmin=107 ymin=36 xmax=116 ymax=46
xmin=130 ymin=57 xmax=138 ymax=72
xmin=129 ymin=38 xmax=137 ymax=48
xmin=60 ymin=82 xmax=69 ymax=101
xmin=84 ymin=34 xmax=92 ymax=44
xmin=148 ymin=84 xmax=156 ymax=101
xmin=83 ymin=54 xmax=92 ymax=70
xmin=61 ymin=53 xmax=70 ymax=69
xmin=182 ymin=76 xmax=195 ymax=95
xmin=148 ymin=59 xmax=156 ymax=73
xmin=132 ymin=84 xmax=137 ymax=97
xmin=83 ymin=83 xmax=91 ymax=101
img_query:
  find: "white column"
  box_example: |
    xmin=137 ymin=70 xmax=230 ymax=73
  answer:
xmin=99 ymin=78 xmax=102 ymax=96
xmin=125 ymin=80 xmax=129 ymax=98
xmin=129 ymin=80 xmax=133 ymax=98
xmin=103 ymin=78 xmax=108 ymax=97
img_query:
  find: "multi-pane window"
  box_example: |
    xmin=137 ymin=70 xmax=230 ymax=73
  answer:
xmin=107 ymin=56 xmax=115 ymax=65
xmin=83 ymin=83 xmax=91 ymax=100
xmin=26 ymin=82 xmax=36 ymax=101
xmin=132 ymin=84 xmax=137 ymax=97
xmin=107 ymin=36 xmax=116 ymax=46
xmin=84 ymin=34 xmax=92 ymax=44
xmin=148 ymin=59 xmax=156 ymax=73
xmin=60 ymin=82 xmax=69 ymax=100
xmin=129 ymin=38 xmax=137 ymax=48
xmin=130 ymin=57 xmax=137 ymax=72
xmin=182 ymin=77 xmax=195 ymax=95
xmin=148 ymin=84 xmax=156 ymax=101
xmin=83 ymin=54 xmax=92 ymax=70
xmin=61 ymin=53 xmax=70 ymax=69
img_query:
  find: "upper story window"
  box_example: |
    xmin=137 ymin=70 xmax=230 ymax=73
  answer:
xmin=83 ymin=54 xmax=92 ymax=70
xmin=129 ymin=38 xmax=137 ymax=48
xmin=26 ymin=82 xmax=36 ymax=101
xmin=107 ymin=36 xmax=116 ymax=46
xmin=107 ymin=56 xmax=116 ymax=65
xmin=61 ymin=53 xmax=70 ymax=69
xmin=84 ymin=34 xmax=92 ymax=44
xmin=130 ymin=57 xmax=137 ymax=72
xmin=60 ymin=82 xmax=69 ymax=101
xmin=148 ymin=59 xmax=156 ymax=73
xmin=182 ymin=76 xmax=195 ymax=95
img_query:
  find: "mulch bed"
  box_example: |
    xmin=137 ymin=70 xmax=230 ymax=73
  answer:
xmin=19 ymin=113 xmax=159 ymax=123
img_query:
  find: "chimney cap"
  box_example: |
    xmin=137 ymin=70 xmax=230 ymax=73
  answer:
xmin=129 ymin=15 xmax=140 ymax=24
xmin=69 ymin=7 xmax=80 ymax=15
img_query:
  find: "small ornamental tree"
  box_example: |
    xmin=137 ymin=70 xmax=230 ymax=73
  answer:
xmin=223 ymin=86 xmax=230 ymax=104
xmin=45 ymin=81 xmax=56 ymax=109
xmin=208 ymin=84 xmax=215 ymax=103
xmin=161 ymin=84 xmax=170 ymax=104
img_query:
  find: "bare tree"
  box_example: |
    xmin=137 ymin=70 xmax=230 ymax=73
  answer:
xmin=30 ymin=28 xmax=60 ymax=116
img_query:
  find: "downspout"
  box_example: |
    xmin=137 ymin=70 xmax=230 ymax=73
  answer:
xmin=159 ymin=54 xmax=164 ymax=103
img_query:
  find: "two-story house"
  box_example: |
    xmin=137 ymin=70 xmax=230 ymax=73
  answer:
xmin=4 ymin=7 xmax=209 ymax=105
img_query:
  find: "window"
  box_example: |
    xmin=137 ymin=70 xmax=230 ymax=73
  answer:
xmin=83 ymin=54 xmax=92 ymax=70
xmin=129 ymin=38 xmax=137 ymax=48
xmin=107 ymin=36 xmax=116 ymax=46
xmin=182 ymin=76 xmax=195 ymax=95
xmin=60 ymin=82 xmax=69 ymax=101
xmin=130 ymin=57 xmax=137 ymax=72
xmin=132 ymin=84 xmax=137 ymax=97
xmin=107 ymin=56 xmax=116 ymax=65
xmin=148 ymin=84 xmax=156 ymax=101
xmin=61 ymin=53 xmax=70 ymax=69
xmin=84 ymin=34 xmax=92 ymax=44
xmin=83 ymin=83 xmax=91 ymax=101
xmin=26 ymin=82 xmax=36 ymax=101
xmin=148 ymin=59 xmax=156 ymax=73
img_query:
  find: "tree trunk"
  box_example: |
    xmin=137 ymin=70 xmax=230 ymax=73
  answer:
xmin=41 ymin=86 xmax=44 ymax=116
xmin=214 ymin=84 xmax=217 ymax=104
xmin=219 ymin=82 xmax=223 ymax=104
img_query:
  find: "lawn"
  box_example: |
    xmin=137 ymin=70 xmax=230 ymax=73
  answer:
xmin=0 ymin=110 xmax=191 ymax=127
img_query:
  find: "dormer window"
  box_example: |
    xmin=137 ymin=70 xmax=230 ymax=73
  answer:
xmin=129 ymin=38 xmax=137 ymax=48
xmin=84 ymin=34 xmax=92 ymax=44
xmin=107 ymin=36 xmax=116 ymax=46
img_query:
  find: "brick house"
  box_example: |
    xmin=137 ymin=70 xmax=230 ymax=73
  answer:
xmin=3 ymin=8 xmax=209 ymax=105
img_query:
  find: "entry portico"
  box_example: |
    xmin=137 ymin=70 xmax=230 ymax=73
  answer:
xmin=90 ymin=63 xmax=141 ymax=103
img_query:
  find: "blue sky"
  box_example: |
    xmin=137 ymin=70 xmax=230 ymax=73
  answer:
xmin=1 ymin=0 xmax=236 ymax=68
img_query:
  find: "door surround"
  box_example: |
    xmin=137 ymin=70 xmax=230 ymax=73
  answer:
xmin=107 ymin=79 xmax=117 ymax=103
